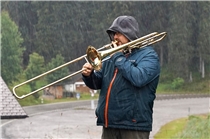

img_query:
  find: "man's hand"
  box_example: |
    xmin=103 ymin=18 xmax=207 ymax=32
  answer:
xmin=82 ymin=63 xmax=93 ymax=76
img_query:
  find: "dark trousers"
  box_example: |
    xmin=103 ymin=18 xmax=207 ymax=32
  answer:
xmin=101 ymin=127 xmax=150 ymax=139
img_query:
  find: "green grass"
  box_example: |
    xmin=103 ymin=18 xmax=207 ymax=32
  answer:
xmin=154 ymin=118 xmax=187 ymax=139
xmin=154 ymin=114 xmax=210 ymax=139
xmin=157 ymin=78 xmax=209 ymax=94
xmin=177 ymin=115 xmax=210 ymax=139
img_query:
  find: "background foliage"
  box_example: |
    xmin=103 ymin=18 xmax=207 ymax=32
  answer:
xmin=1 ymin=1 xmax=210 ymax=91
xmin=1 ymin=11 xmax=24 ymax=84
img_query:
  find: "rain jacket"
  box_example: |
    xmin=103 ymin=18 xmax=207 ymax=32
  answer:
xmin=82 ymin=16 xmax=160 ymax=131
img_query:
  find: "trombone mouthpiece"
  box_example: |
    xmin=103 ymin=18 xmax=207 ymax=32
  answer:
xmin=103 ymin=40 xmax=118 ymax=49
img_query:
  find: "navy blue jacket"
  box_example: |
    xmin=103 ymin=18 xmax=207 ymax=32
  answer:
xmin=82 ymin=16 xmax=160 ymax=131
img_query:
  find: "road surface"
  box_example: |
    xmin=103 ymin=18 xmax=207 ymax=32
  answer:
xmin=1 ymin=98 xmax=209 ymax=139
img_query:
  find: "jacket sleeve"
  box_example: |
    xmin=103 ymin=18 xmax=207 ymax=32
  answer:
xmin=111 ymin=49 xmax=160 ymax=88
xmin=82 ymin=70 xmax=103 ymax=90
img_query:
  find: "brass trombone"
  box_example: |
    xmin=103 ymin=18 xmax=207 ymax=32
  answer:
xmin=12 ymin=32 xmax=167 ymax=99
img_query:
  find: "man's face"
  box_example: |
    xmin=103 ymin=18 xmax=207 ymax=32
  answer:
xmin=113 ymin=32 xmax=129 ymax=46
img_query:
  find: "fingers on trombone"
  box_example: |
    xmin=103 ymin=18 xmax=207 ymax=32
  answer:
xmin=111 ymin=40 xmax=118 ymax=48
xmin=82 ymin=67 xmax=88 ymax=75
xmin=82 ymin=63 xmax=93 ymax=75
xmin=85 ymin=63 xmax=93 ymax=69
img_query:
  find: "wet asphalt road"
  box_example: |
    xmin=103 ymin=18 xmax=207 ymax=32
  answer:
xmin=1 ymin=98 xmax=209 ymax=139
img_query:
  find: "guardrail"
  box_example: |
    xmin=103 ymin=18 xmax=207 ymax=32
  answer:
xmin=156 ymin=93 xmax=209 ymax=100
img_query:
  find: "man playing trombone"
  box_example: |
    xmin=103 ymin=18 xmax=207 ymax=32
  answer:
xmin=82 ymin=15 xmax=160 ymax=139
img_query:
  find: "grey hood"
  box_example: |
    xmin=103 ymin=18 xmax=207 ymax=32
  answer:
xmin=106 ymin=16 xmax=140 ymax=41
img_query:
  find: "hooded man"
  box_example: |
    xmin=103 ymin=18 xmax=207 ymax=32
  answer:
xmin=82 ymin=15 xmax=160 ymax=139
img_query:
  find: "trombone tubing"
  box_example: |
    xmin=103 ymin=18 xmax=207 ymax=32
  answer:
xmin=98 ymin=32 xmax=167 ymax=60
xmin=12 ymin=45 xmax=110 ymax=99
xmin=13 ymin=55 xmax=86 ymax=99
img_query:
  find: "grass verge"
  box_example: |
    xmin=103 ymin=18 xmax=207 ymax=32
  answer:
xmin=154 ymin=114 xmax=210 ymax=139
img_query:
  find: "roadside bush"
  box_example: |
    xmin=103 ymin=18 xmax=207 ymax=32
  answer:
xmin=171 ymin=77 xmax=184 ymax=89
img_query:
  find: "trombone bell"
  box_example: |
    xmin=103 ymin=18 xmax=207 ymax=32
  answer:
xmin=86 ymin=46 xmax=102 ymax=71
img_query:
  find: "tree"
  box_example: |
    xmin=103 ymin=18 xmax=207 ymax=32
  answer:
xmin=1 ymin=11 xmax=24 ymax=85
xmin=1 ymin=1 xmax=38 ymax=66
xmin=46 ymin=54 xmax=69 ymax=84
xmin=34 ymin=1 xmax=89 ymax=64
xmin=24 ymin=52 xmax=45 ymax=98
xmin=167 ymin=2 xmax=196 ymax=81
xmin=197 ymin=2 xmax=210 ymax=78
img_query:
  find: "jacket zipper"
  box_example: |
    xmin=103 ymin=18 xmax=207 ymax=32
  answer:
xmin=104 ymin=68 xmax=118 ymax=128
